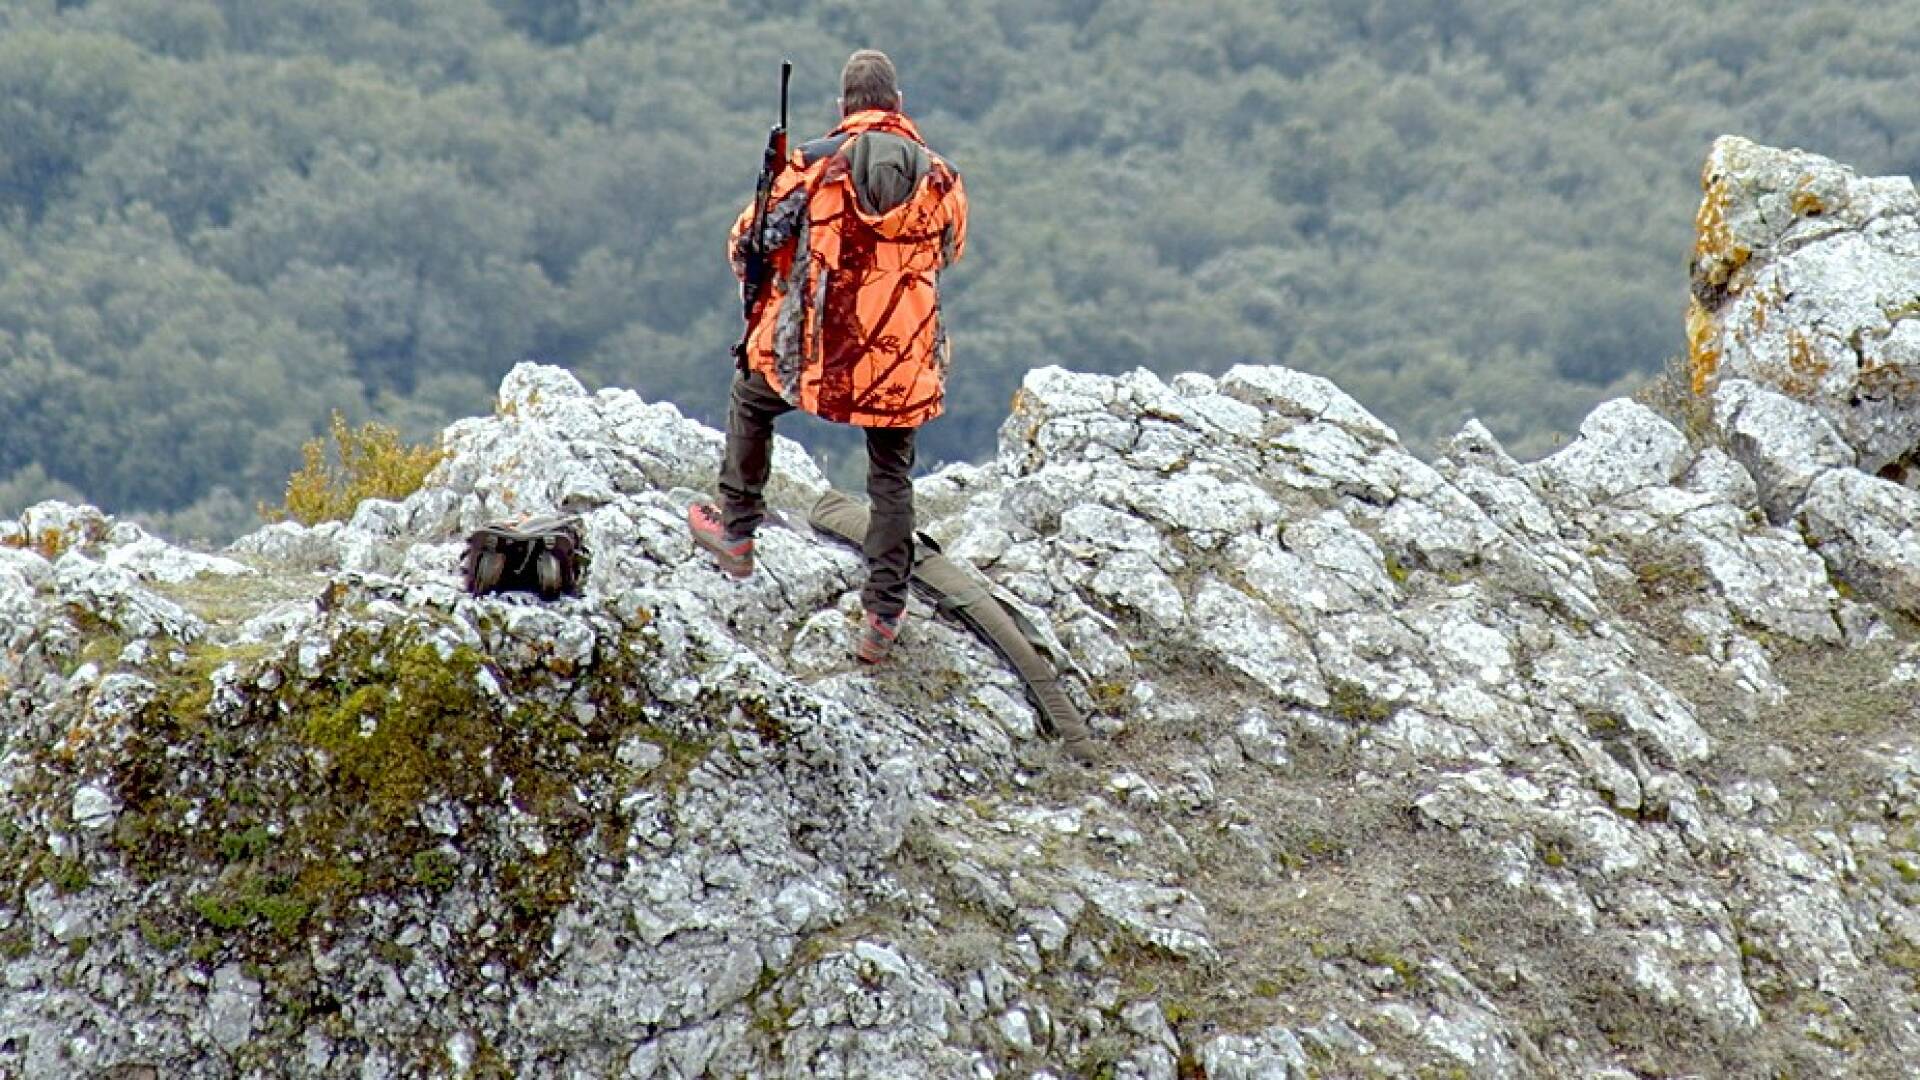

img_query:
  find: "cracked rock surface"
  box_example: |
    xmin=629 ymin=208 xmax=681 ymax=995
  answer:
xmin=4 ymin=139 xmax=1920 ymax=1078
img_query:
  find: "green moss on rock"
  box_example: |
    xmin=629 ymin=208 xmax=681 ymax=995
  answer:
xmin=299 ymin=637 xmax=496 ymax=824
xmin=1327 ymin=679 xmax=1395 ymax=724
xmin=410 ymin=850 xmax=460 ymax=892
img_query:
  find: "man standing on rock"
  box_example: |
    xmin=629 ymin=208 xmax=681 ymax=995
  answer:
xmin=690 ymin=49 xmax=969 ymax=664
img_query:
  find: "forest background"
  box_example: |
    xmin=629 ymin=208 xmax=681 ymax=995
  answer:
xmin=3 ymin=0 xmax=1918 ymax=541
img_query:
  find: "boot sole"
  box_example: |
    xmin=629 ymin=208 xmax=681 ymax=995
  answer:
xmin=688 ymin=504 xmax=753 ymax=578
xmin=855 ymin=618 xmax=902 ymax=664
xmin=693 ymin=539 xmax=753 ymax=578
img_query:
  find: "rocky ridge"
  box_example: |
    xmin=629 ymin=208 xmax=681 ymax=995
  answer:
xmin=3 ymin=138 xmax=1920 ymax=1078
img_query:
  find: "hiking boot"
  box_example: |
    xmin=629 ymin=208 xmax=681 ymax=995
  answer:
xmin=687 ymin=501 xmax=753 ymax=578
xmin=855 ymin=609 xmax=905 ymax=665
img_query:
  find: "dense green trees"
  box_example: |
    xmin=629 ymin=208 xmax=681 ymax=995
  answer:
xmin=2 ymin=0 xmax=1917 ymax=539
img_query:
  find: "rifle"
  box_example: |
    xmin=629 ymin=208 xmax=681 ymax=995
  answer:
xmin=733 ymin=59 xmax=793 ymax=371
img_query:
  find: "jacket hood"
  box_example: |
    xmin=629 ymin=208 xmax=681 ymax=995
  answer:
xmin=827 ymin=110 xmax=943 ymax=233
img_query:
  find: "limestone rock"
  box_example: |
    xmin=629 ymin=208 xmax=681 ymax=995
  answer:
xmin=205 ymin=964 xmax=261 ymax=1052
xmin=100 ymin=529 xmax=255 ymax=585
xmin=1524 ymin=399 xmax=1691 ymax=510
xmin=1689 ymin=135 xmax=1920 ymax=473
xmin=1799 ymin=468 xmax=1920 ymax=616
xmin=1200 ymin=1028 xmax=1311 ymax=1080
xmin=52 ymin=552 xmax=204 ymax=643
xmin=1713 ymin=378 xmax=1854 ymax=521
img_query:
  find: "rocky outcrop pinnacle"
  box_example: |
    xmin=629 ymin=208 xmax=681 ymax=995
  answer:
xmin=4 ymin=140 xmax=1920 ymax=1078
xmin=1689 ymin=134 xmax=1920 ymax=479
xmin=1689 ymin=137 xmax=1920 ymax=619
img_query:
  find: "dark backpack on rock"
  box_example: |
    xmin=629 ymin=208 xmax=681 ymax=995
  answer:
xmin=462 ymin=516 xmax=590 ymax=600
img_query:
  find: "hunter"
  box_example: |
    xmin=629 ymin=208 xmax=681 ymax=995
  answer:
xmin=690 ymin=49 xmax=970 ymax=664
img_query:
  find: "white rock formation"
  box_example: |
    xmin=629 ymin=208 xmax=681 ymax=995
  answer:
xmin=2 ymin=138 xmax=1919 ymax=1078
xmin=1689 ymin=134 xmax=1920 ymax=476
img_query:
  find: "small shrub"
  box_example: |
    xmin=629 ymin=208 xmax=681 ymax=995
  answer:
xmin=1088 ymin=680 xmax=1132 ymax=712
xmin=375 ymin=939 xmax=415 ymax=968
xmin=1625 ymin=543 xmax=1709 ymax=600
xmin=264 ymin=411 xmax=443 ymax=526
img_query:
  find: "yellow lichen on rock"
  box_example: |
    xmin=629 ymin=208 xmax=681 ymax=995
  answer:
xmin=1780 ymin=330 xmax=1831 ymax=398
xmin=1686 ymin=149 xmax=1756 ymax=396
xmin=1008 ymin=386 xmax=1045 ymax=444
xmin=1791 ymin=181 xmax=1826 ymax=218
xmin=1691 ymin=162 xmax=1748 ymax=295
xmin=1686 ymin=300 xmax=1722 ymax=395
xmin=3 ymin=524 xmax=78 ymax=560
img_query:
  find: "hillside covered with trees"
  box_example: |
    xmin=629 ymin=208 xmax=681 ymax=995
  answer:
xmin=3 ymin=0 xmax=1918 ymax=539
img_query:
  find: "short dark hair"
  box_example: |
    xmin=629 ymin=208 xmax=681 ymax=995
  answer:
xmin=841 ymin=49 xmax=899 ymax=113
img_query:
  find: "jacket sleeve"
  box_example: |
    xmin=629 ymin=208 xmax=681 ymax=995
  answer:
xmin=727 ymin=198 xmax=757 ymax=282
xmin=940 ymin=167 xmax=969 ymax=268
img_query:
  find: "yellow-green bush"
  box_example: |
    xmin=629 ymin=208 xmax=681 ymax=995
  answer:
xmin=264 ymin=412 xmax=444 ymax=526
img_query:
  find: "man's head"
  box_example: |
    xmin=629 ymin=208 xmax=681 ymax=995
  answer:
xmin=840 ymin=49 xmax=901 ymax=116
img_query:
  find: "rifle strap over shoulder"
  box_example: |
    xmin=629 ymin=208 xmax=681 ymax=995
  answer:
xmin=799 ymin=133 xmax=852 ymax=166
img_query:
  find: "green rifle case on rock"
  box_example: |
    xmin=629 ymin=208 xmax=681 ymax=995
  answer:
xmin=808 ymin=489 xmax=1095 ymax=753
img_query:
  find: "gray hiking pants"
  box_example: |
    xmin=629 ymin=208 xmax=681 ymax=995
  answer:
xmin=718 ymin=369 xmax=917 ymax=619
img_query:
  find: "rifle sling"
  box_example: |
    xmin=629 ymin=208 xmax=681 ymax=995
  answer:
xmin=799 ymin=133 xmax=852 ymax=165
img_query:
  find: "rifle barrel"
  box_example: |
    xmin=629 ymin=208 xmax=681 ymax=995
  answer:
xmin=779 ymin=60 xmax=792 ymax=128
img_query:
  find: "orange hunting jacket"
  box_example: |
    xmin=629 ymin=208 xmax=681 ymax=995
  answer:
xmin=729 ymin=110 xmax=968 ymax=428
